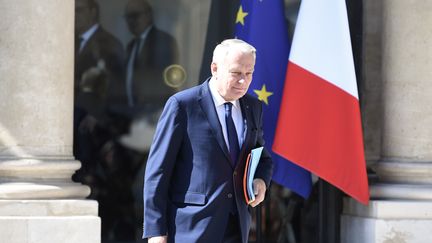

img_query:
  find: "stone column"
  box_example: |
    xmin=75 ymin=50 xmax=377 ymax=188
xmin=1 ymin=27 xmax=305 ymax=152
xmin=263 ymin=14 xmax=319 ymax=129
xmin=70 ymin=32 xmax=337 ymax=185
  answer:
xmin=341 ymin=1 xmax=432 ymax=242
xmin=0 ymin=1 xmax=100 ymax=242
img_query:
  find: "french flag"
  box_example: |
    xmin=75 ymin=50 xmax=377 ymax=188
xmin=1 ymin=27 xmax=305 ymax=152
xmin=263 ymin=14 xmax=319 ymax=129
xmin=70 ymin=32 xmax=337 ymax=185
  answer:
xmin=273 ymin=0 xmax=369 ymax=204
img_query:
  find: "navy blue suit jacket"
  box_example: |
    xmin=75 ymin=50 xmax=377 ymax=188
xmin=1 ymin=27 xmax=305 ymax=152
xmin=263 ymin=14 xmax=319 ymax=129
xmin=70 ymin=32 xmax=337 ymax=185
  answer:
xmin=143 ymin=80 xmax=273 ymax=242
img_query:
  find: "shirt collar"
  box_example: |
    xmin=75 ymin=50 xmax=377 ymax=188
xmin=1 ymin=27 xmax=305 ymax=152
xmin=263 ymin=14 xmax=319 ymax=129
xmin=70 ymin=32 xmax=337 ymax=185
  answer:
xmin=80 ymin=24 xmax=99 ymax=42
xmin=208 ymin=77 xmax=240 ymax=109
xmin=134 ymin=26 xmax=153 ymax=53
xmin=138 ymin=25 xmax=153 ymax=40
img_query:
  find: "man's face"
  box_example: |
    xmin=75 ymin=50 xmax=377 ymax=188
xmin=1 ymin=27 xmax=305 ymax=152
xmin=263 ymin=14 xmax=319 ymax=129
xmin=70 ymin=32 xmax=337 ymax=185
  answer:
xmin=124 ymin=0 xmax=152 ymax=36
xmin=211 ymin=50 xmax=255 ymax=101
xmin=75 ymin=0 xmax=96 ymax=35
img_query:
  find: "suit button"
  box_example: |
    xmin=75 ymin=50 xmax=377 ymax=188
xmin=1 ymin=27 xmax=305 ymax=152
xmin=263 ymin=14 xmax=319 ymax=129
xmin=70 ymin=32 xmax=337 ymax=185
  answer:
xmin=227 ymin=193 xmax=233 ymax=198
xmin=233 ymin=171 xmax=237 ymax=176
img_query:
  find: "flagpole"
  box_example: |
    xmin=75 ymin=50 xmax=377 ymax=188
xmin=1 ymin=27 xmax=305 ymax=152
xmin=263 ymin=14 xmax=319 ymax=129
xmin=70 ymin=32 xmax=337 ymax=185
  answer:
xmin=318 ymin=179 xmax=343 ymax=243
xmin=318 ymin=180 xmax=326 ymax=243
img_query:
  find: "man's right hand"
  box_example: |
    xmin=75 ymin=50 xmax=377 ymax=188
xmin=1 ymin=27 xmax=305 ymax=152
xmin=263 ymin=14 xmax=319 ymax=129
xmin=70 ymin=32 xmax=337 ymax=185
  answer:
xmin=148 ymin=236 xmax=167 ymax=243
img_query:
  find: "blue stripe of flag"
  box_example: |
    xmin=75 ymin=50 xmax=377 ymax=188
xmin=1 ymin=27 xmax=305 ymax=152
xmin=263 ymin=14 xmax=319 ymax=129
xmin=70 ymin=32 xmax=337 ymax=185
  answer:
xmin=235 ymin=0 xmax=312 ymax=197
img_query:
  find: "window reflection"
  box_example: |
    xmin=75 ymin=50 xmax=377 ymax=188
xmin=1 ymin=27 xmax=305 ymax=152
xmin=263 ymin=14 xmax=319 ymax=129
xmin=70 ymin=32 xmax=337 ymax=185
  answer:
xmin=73 ymin=0 xmax=206 ymax=241
xmin=71 ymin=0 xmax=338 ymax=242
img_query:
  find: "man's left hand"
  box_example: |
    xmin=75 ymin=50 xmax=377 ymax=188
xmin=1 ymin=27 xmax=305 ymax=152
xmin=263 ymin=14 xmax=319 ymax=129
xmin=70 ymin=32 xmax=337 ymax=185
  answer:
xmin=250 ymin=178 xmax=266 ymax=207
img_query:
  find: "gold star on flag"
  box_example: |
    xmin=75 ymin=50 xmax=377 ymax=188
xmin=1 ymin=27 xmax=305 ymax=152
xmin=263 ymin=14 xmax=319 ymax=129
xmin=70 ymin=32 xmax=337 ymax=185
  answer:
xmin=254 ymin=84 xmax=273 ymax=105
xmin=236 ymin=5 xmax=248 ymax=26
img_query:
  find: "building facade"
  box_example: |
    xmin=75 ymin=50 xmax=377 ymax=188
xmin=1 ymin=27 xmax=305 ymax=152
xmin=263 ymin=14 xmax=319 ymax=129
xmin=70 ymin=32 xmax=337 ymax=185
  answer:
xmin=1 ymin=0 xmax=432 ymax=242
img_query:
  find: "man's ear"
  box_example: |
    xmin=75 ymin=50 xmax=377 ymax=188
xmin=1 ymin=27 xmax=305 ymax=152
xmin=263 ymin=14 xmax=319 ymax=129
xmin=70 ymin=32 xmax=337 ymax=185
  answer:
xmin=210 ymin=62 xmax=217 ymax=76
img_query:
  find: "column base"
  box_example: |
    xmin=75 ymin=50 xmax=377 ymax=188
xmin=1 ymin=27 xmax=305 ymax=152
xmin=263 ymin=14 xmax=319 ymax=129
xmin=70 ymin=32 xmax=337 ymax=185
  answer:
xmin=0 ymin=158 xmax=91 ymax=199
xmin=0 ymin=200 xmax=100 ymax=243
xmin=341 ymin=198 xmax=432 ymax=243
xmin=0 ymin=182 xmax=91 ymax=199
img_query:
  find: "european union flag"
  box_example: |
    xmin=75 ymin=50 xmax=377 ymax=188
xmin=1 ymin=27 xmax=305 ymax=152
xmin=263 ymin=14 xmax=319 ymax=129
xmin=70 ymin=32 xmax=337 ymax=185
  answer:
xmin=235 ymin=0 xmax=312 ymax=197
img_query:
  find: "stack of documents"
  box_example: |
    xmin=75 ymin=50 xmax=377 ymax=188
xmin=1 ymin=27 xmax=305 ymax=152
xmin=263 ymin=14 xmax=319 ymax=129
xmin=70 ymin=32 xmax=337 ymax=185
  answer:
xmin=243 ymin=147 xmax=263 ymax=204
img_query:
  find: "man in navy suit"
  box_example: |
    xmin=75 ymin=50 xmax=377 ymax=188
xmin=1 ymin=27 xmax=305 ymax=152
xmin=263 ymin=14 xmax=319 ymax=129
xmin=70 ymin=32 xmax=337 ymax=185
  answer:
xmin=124 ymin=0 xmax=179 ymax=112
xmin=143 ymin=39 xmax=273 ymax=243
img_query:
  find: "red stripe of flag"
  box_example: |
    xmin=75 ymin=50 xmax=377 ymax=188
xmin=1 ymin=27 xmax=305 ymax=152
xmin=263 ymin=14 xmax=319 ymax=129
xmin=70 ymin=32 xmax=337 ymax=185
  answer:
xmin=273 ymin=61 xmax=369 ymax=204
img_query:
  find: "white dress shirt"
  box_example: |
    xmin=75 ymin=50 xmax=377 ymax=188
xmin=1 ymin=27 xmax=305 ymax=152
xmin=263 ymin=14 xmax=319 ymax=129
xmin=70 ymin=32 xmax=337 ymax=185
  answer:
xmin=208 ymin=78 xmax=244 ymax=149
xmin=126 ymin=26 xmax=153 ymax=106
xmin=78 ymin=24 xmax=99 ymax=53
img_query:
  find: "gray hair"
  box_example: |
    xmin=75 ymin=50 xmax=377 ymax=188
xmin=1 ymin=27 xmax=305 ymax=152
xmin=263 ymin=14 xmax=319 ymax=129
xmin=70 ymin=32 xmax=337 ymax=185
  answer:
xmin=212 ymin=39 xmax=256 ymax=64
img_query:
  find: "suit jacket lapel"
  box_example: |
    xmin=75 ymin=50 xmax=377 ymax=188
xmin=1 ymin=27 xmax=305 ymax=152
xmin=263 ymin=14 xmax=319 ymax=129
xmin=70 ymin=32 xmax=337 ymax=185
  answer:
xmin=198 ymin=81 xmax=232 ymax=164
xmin=238 ymin=97 xmax=253 ymax=166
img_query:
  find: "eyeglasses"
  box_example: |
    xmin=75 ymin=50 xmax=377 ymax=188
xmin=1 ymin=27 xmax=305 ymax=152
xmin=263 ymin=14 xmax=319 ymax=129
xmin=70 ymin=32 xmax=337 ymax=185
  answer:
xmin=124 ymin=11 xmax=149 ymax=20
xmin=75 ymin=6 xmax=90 ymax=14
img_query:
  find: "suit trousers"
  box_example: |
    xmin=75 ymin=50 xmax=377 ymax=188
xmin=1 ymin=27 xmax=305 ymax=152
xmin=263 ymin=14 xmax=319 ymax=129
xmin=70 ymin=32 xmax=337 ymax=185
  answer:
xmin=222 ymin=213 xmax=242 ymax=243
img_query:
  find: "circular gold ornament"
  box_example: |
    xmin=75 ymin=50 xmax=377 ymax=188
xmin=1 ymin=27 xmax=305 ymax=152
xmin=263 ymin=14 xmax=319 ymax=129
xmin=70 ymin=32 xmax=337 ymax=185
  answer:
xmin=163 ymin=64 xmax=187 ymax=88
